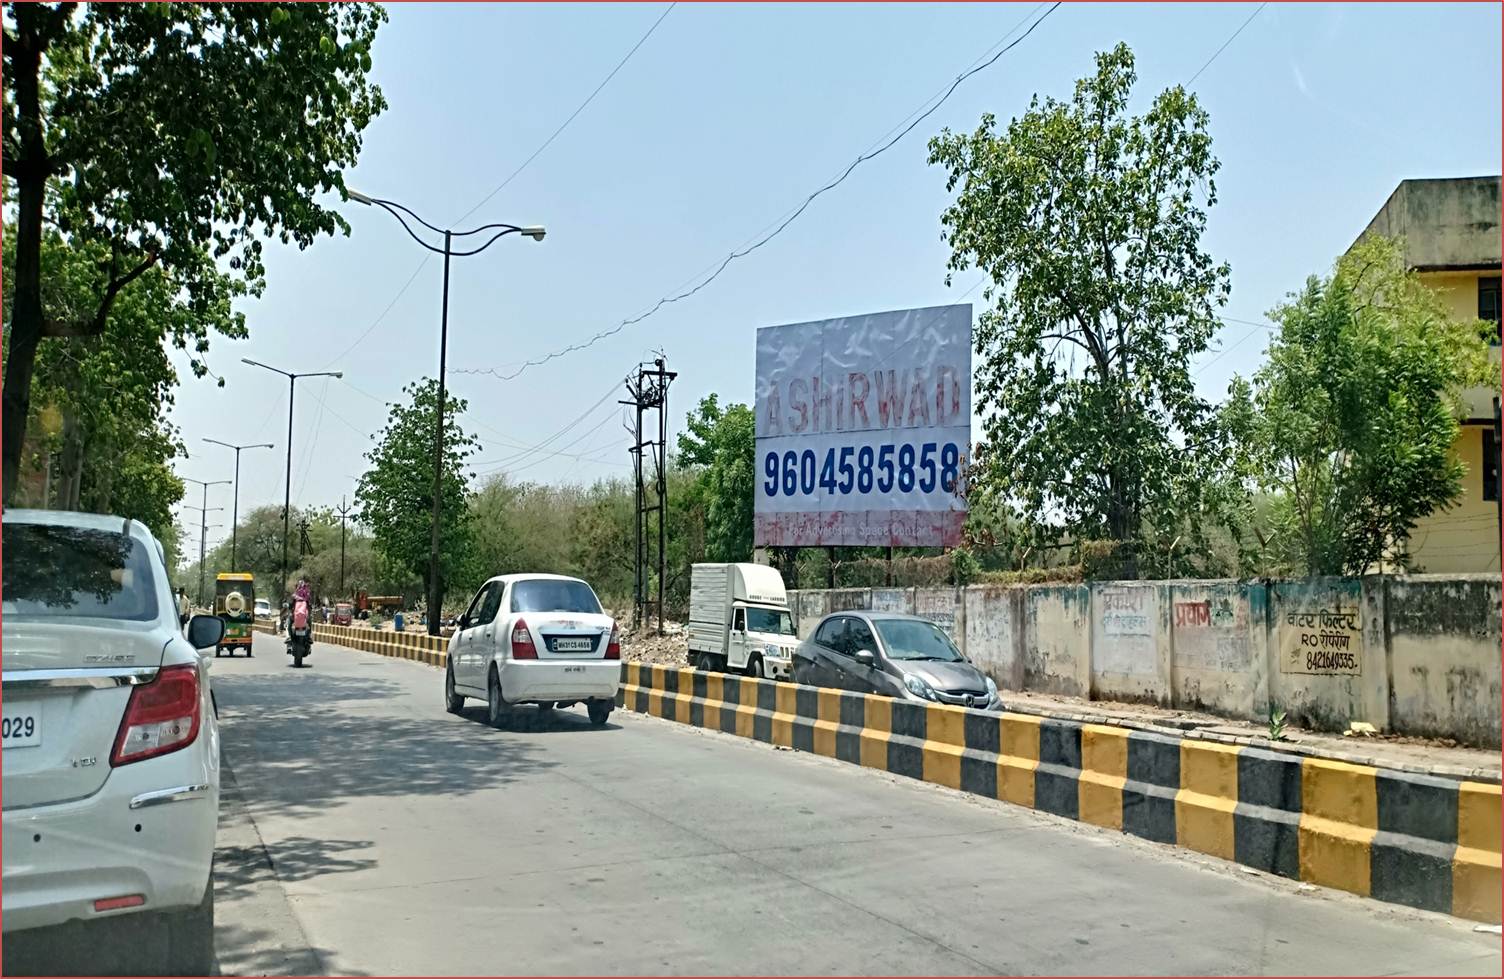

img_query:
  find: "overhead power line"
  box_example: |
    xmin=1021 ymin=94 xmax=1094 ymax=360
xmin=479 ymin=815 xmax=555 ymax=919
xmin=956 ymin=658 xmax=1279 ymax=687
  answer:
xmin=451 ymin=2 xmax=678 ymax=227
xmin=456 ymin=1 xmax=1064 ymax=383
xmin=1188 ymin=2 xmax=1268 ymax=85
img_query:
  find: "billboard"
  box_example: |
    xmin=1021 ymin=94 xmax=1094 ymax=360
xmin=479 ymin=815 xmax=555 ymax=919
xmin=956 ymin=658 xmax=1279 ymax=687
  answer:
xmin=754 ymin=304 xmax=971 ymax=548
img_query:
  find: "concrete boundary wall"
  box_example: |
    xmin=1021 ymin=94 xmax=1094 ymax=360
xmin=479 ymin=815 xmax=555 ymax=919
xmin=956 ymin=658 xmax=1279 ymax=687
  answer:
xmin=790 ymin=575 xmax=1502 ymax=748
xmin=617 ymin=662 xmax=1503 ymax=923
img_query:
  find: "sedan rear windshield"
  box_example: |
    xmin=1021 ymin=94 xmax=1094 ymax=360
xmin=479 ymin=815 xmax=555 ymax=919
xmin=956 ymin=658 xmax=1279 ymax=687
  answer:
xmin=510 ymin=579 xmax=602 ymax=614
xmin=874 ymin=619 xmax=964 ymax=662
xmin=2 ymin=524 xmax=159 ymax=622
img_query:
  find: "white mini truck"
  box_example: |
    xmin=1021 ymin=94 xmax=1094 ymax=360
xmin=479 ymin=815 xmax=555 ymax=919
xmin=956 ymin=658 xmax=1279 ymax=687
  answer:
xmin=687 ymin=563 xmax=798 ymax=679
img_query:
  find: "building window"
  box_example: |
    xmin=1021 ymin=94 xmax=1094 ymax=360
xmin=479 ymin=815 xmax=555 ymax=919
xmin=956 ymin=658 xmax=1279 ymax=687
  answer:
xmin=1479 ymin=276 xmax=1502 ymax=343
xmin=1484 ymin=428 xmax=1500 ymax=503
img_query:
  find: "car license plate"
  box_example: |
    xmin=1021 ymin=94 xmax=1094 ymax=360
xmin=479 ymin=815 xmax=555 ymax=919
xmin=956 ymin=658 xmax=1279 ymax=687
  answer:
xmin=2 ymin=706 xmax=41 ymax=749
xmin=563 ymin=665 xmax=586 ymax=673
xmin=554 ymin=638 xmax=593 ymax=652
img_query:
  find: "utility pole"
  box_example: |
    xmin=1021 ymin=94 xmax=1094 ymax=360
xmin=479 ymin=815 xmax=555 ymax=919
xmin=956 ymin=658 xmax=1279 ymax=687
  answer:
xmin=337 ymin=496 xmax=353 ymax=596
xmin=1495 ymin=396 xmax=1502 ymax=567
xmin=620 ymin=357 xmax=676 ymax=634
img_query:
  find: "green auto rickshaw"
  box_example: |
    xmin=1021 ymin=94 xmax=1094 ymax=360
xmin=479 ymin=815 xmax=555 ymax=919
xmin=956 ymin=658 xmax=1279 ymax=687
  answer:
xmin=215 ymin=572 xmax=256 ymax=657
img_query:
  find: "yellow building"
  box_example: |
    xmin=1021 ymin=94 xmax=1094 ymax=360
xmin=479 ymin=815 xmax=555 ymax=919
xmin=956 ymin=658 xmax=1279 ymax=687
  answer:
xmin=1355 ymin=176 xmax=1501 ymax=572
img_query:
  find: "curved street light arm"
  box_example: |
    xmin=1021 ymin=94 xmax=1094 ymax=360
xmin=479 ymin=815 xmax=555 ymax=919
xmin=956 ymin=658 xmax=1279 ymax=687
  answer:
xmin=446 ymin=228 xmax=526 ymax=257
xmin=449 ymin=221 xmax=525 ymax=239
xmin=367 ymin=196 xmax=449 ymax=237
xmin=369 ymin=199 xmax=450 ymax=256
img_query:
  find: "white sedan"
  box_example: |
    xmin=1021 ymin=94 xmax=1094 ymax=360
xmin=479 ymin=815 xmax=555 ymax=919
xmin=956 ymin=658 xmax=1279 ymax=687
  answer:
xmin=445 ymin=574 xmax=619 ymax=727
xmin=2 ymin=509 xmax=225 ymax=975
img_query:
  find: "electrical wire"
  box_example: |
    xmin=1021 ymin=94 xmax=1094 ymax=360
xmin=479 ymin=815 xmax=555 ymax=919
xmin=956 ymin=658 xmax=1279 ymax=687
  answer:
xmin=456 ymin=1 xmax=1063 ymax=383
xmin=1188 ymin=2 xmax=1268 ymax=85
xmin=451 ymin=2 xmax=678 ymax=227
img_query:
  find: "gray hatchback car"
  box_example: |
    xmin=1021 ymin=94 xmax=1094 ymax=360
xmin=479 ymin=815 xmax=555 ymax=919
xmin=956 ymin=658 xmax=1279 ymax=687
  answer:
xmin=792 ymin=611 xmax=1002 ymax=710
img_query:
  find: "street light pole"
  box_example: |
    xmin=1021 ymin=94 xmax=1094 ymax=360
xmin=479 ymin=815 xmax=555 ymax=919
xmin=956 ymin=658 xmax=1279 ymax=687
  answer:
xmin=344 ymin=188 xmax=544 ymax=635
xmin=181 ymin=476 xmax=228 ymax=607
xmin=336 ymin=496 xmax=353 ymax=596
xmin=241 ymin=359 xmax=343 ymax=609
xmin=202 ymin=438 xmax=274 ymax=568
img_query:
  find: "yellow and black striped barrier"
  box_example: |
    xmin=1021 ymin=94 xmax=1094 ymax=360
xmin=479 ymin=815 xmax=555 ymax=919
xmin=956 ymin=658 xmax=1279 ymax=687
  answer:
xmin=616 ymin=661 xmax=1502 ymax=924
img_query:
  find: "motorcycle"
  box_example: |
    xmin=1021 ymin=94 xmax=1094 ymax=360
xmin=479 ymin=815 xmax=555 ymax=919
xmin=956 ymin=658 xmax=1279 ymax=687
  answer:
xmin=287 ymin=596 xmax=313 ymax=668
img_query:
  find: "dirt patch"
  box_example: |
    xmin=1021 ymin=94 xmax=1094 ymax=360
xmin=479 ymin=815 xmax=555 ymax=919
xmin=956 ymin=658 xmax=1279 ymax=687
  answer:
xmin=616 ymin=615 xmax=690 ymax=666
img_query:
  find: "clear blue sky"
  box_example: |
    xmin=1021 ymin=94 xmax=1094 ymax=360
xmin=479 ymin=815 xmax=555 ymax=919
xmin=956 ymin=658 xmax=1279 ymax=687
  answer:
xmin=171 ymin=1 xmax=1502 ymax=546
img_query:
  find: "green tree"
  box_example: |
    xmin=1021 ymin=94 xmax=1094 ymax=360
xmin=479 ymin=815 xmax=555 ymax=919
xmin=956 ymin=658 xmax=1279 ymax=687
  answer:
xmin=356 ymin=379 xmax=479 ymax=615
xmin=1231 ymin=236 xmax=1497 ymax=575
xmin=2 ymin=2 xmax=387 ymax=501
xmin=928 ymin=43 xmax=1232 ymax=563
xmin=676 ymin=394 xmax=755 ymax=563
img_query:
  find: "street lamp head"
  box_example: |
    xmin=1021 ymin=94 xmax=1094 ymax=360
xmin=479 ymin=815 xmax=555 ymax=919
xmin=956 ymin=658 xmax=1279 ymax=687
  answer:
xmin=333 ymin=371 xmax=345 ymax=379
xmin=520 ymin=226 xmax=546 ymax=241
xmin=346 ymin=188 xmax=374 ymax=206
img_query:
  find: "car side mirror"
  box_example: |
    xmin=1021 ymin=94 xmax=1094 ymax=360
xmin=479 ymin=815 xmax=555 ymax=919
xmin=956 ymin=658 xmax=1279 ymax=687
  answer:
xmin=186 ymin=614 xmax=225 ymax=650
xmin=458 ymin=614 xmax=471 ymax=630
xmin=854 ymin=650 xmax=877 ymax=669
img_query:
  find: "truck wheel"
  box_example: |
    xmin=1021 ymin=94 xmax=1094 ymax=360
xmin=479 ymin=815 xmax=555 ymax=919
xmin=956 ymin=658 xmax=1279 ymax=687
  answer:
xmin=747 ymin=654 xmax=764 ymax=679
xmin=696 ymin=652 xmax=715 ymax=672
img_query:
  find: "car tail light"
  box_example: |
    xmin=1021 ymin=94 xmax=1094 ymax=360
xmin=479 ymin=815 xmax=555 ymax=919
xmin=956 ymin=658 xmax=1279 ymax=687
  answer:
xmin=511 ymin=619 xmax=537 ymax=659
xmin=111 ymin=664 xmax=201 ymax=767
xmin=606 ymin=622 xmax=620 ymax=660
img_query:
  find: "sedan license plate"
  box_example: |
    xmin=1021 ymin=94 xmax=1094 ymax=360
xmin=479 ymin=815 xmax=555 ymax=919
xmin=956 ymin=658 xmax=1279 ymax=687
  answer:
xmin=553 ymin=637 xmax=593 ymax=652
xmin=2 ymin=706 xmax=41 ymax=749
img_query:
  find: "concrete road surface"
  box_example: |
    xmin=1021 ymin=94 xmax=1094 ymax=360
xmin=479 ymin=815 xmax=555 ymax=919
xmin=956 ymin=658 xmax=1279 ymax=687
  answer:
xmin=211 ymin=632 xmax=1502 ymax=976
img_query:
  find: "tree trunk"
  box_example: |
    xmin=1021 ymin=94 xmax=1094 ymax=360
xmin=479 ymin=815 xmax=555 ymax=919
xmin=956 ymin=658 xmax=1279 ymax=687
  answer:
xmin=2 ymin=23 xmax=49 ymax=505
xmin=56 ymin=405 xmax=83 ymax=510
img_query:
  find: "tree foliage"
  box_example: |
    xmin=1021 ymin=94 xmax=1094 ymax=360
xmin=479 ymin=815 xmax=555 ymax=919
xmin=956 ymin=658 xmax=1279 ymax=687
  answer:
xmin=2 ymin=1 xmax=387 ymax=500
xmin=2 ymin=222 xmax=207 ymax=553
xmin=356 ymin=379 xmax=479 ymax=610
xmin=676 ymin=394 xmax=755 ymax=563
xmin=1229 ymin=236 xmax=1497 ymax=575
xmin=928 ymin=43 xmax=1232 ymax=562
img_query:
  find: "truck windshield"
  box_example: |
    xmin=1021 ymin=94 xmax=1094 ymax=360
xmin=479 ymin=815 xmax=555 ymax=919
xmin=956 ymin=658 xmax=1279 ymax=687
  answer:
xmin=746 ymin=607 xmax=795 ymax=636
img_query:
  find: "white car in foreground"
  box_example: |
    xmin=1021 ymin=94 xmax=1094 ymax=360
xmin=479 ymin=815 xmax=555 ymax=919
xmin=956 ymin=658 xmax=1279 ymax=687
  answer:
xmin=2 ymin=510 xmax=225 ymax=975
xmin=445 ymin=574 xmax=619 ymax=727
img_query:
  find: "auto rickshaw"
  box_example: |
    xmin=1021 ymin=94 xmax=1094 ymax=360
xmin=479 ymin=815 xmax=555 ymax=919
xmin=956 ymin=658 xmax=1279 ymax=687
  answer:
xmin=215 ymin=572 xmax=256 ymax=657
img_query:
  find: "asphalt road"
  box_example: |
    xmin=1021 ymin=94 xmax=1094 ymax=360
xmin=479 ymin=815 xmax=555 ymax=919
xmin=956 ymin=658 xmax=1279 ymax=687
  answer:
xmin=210 ymin=632 xmax=1502 ymax=976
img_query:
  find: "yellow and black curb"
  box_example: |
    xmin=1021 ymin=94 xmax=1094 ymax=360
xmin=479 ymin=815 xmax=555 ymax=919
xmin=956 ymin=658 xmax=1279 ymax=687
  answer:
xmin=616 ymin=661 xmax=1502 ymax=924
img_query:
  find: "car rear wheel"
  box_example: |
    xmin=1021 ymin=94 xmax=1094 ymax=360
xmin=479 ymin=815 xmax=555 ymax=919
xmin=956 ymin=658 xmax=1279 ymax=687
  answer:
xmin=587 ymin=699 xmax=612 ymax=726
xmin=487 ymin=669 xmax=511 ymax=729
xmin=445 ymin=665 xmax=465 ymax=714
xmin=161 ymin=875 xmax=215 ymax=975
